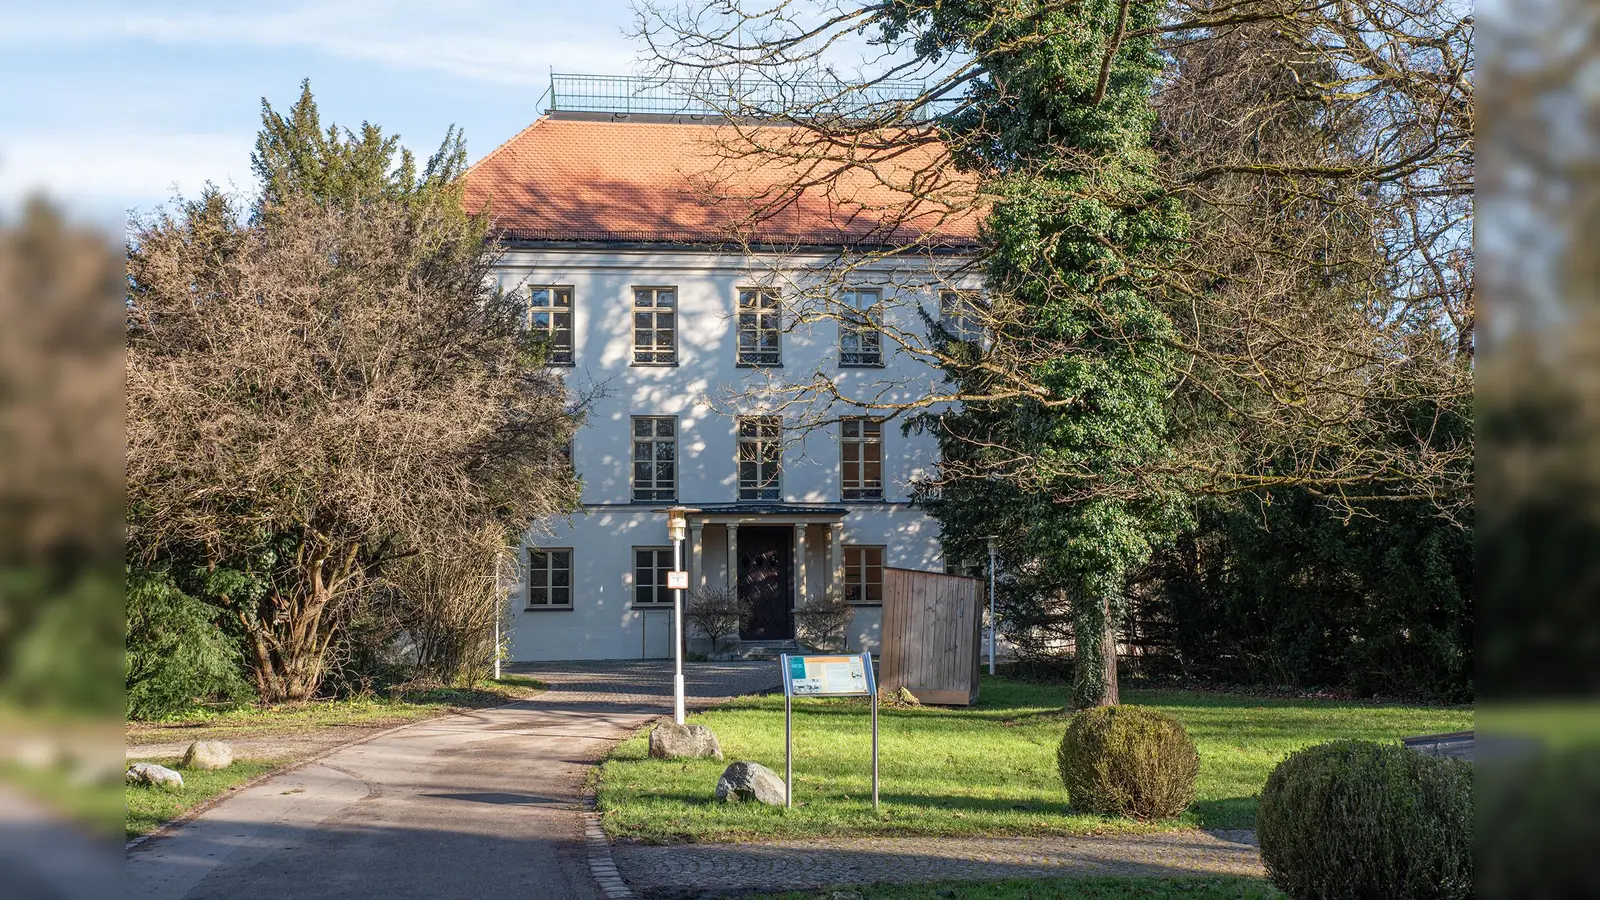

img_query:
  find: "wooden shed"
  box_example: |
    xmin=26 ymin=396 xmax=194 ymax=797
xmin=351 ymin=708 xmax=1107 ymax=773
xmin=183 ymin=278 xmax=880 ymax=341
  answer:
xmin=879 ymin=567 xmax=983 ymax=706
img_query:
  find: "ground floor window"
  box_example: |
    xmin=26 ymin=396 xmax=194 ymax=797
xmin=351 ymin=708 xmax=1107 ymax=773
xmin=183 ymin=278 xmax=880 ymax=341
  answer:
xmin=843 ymin=545 xmax=885 ymax=605
xmin=633 ymin=546 xmax=675 ymax=607
xmin=527 ymin=548 xmax=573 ymax=609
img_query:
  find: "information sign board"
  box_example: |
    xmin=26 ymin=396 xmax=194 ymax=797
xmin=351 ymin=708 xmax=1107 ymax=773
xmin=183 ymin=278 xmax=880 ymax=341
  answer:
xmin=666 ymin=570 xmax=689 ymax=591
xmin=783 ymin=654 xmax=875 ymax=697
xmin=779 ymin=653 xmax=879 ymax=809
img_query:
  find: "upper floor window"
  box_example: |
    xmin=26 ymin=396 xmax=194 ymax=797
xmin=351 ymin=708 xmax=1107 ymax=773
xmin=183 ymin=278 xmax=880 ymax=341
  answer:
xmin=632 ymin=547 xmax=675 ymax=607
xmin=737 ymin=415 xmax=782 ymax=501
xmin=737 ymin=288 xmax=782 ymax=367
xmin=632 ymin=416 xmax=677 ymax=502
xmin=522 ymin=286 xmax=574 ymax=366
xmin=527 ymin=548 xmax=573 ymax=609
xmin=939 ymin=289 xmax=983 ymax=343
xmin=839 ymin=288 xmax=883 ymax=367
xmin=633 ymin=287 xmax=677 ymax=365
xmin=843 ymin=545 xmax=885 ymax=605
xmin=840 ymin=417 xmax=884 ymax=500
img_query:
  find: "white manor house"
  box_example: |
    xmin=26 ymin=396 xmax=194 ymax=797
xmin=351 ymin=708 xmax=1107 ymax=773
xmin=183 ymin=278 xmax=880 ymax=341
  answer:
xmin=464 ymin=82 xmax=982 ymax=662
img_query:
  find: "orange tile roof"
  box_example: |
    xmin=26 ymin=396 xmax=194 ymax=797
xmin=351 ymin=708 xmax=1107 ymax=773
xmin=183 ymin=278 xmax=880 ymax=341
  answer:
xmin=463 ymin=115 xmax=981 ymax=248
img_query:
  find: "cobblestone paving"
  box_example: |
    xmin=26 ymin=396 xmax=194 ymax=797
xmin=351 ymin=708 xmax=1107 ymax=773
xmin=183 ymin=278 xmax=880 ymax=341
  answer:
xmin=507 ymin=660 xmax=783 ymax=713
xmin=615 ymin=831 xmax=1264 ymax=897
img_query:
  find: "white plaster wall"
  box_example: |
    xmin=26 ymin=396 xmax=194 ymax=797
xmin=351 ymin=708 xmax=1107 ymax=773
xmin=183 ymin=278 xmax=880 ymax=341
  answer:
xmin=498 ymin=247 xmax=973 ymax=662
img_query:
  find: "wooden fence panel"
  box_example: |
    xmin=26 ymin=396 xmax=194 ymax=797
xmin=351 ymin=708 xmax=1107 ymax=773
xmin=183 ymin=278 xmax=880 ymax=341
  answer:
xmin=880 ymin=567 xmax=982 ymax=706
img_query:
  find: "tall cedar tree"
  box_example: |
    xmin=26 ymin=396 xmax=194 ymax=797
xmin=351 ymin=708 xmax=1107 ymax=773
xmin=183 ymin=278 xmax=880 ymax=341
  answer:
xmin=908 ymin=0 xmax=1188 ymax=708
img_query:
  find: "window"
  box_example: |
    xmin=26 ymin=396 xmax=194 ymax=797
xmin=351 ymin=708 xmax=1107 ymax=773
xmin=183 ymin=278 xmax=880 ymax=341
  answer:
xmin=737 ymin=415 xmax=782 ymax=501
xmin=633 ymin=547 xmax=675 ymax=606
xmin=840 ymin=418 xmax=884 ymax=500
xmin=522 ymin=286 xmax=574 ymax=365
xmin=527 ymin=548 xmax=573 ymax=609
xmin=939 ymin=289 xmax=983 ymax=343
xmin=843 ymin=546 xmax=885 ymax=605
xmin=633 ymin=288 xmax=677 ymax=364
xmin=737 ymin=288 xmax=782 ymax=367
xmin=839 ymin=288 xmax=883 ymax=367
xmin=632 ymin=416 xmax=677 ymax=502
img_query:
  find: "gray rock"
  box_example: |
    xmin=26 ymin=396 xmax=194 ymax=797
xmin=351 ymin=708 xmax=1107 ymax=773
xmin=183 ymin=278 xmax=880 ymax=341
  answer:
xmin=126 ymin=762 xmax=184 ymax=791
xmin=182 ymin=740 xmax=235 ymax=770
xmin=714 ymin=761 xmax=786 ymax=805
xmin=649 ymin=723 xmax=723 ymax=761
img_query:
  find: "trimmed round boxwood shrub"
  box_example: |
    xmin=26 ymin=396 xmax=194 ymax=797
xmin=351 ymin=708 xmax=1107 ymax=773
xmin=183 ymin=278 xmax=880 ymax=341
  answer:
xmin=1056 ymin=705 xmax=1199 ymax=819
xmin=1257 ymin=740 xmax=1472 ymax=900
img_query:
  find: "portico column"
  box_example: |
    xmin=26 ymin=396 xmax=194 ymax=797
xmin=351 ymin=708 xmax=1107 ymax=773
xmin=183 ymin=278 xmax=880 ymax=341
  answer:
xmin=690 ymin=522 xmax=705 ymax=595
xmin=793 ymin=523 xmax=808 ymax=611
xmin=725 ymin=523 xmax=739 ymax=593
xmin=830 ymin=522 xmax=845 ymax=599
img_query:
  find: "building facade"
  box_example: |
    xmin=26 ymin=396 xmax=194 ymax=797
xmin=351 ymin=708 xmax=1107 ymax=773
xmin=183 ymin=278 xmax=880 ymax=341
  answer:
xmin=465 ymin=108 xmax=978 ymax=662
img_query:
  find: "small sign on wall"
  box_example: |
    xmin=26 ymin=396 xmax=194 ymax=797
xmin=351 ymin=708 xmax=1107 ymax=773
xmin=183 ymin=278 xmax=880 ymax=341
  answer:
xmin=666 ymin=570 xmax=689 ymax=591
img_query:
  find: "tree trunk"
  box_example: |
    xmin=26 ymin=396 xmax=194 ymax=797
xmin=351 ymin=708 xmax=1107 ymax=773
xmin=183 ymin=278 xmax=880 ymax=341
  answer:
xmin=1098 ymin=597 xmax=1120 ymax=707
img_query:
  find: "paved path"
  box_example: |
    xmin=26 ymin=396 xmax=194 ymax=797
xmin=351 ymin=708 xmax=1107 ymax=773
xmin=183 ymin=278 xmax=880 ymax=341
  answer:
xmin=125 ymin=662 xmax=779 ymax=900
xmin=615 ymin=830 xmax=1264 ymax=898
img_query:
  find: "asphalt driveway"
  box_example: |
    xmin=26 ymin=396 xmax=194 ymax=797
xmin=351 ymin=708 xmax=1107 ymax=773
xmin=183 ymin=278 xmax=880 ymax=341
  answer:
xmin=124 ymin=662 xmax=779 ymax=900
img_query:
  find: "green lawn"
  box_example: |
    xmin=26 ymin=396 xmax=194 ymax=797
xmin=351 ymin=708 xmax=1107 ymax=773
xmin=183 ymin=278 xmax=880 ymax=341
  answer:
xmin=755 ymin=876 xmax=1283 ymax=899
xmin=127 ymin=675 xmax=546 ymax=743
xmin=597 ymin=677 xmax=1472 ymax=843
xmin=125 ymin=757 xmax=287 ymax=839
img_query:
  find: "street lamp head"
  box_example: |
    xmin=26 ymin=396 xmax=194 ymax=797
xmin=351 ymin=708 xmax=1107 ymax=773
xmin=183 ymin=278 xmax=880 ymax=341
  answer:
xmin=658 ymin=506 xmax=699 ymax=543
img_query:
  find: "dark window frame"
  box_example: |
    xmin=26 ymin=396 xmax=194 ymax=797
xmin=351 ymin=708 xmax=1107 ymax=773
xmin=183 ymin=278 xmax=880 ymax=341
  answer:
xmin=632 ymin=546 xmax=676 ymax=607
xmin=839 ymin=288 xmax=884 ymax=368
xmin=843 ymin=545 xmax=886 ymax=606
xmin=631 ymin=415 xmax=678 ymax=503
xmin=737 ymin=415 xmax=783 ymax=501
xmin=736 ymin=287 xmax=783 ymax=368
xmin=632 ymin=287 xmax=678 ymax=365
xmin=527 ymin=547 xmax=574 ymax=609
xmin=522 ymin=285 xmax=575 ymax=366
xmin=939 ymin=289 xmax=984 ymax=343
xmin=840 ymin=417 xmax=885 ymax=500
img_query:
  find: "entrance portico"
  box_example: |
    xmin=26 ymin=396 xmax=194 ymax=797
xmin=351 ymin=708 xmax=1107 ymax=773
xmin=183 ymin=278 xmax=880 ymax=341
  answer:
xmin=686 ymin=504 xmax=847 ymax=641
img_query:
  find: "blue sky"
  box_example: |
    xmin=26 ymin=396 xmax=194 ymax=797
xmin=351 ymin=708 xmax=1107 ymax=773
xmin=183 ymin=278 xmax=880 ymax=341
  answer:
xmin=0 ymin=1 xmax=648 ymax=225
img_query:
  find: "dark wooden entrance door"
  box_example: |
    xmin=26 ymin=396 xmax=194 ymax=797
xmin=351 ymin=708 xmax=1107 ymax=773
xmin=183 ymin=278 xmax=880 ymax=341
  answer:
xmin=737 ymin=526 xmax=793 ymax=640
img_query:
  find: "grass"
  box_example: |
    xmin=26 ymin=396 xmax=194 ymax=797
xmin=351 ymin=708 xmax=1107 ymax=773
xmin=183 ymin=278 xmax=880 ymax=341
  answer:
xmin=753 ymin=876 xmax=1283 ymax=899
xmin=125 ymin=757 xmax=287 ymax=840
xmin=597 ymin=677 xmax=1472 ymax=843
xmin=123 ymin=675 xmax=545 ymax=839
xmin=127 ymin=675 xmax=546 ymax=742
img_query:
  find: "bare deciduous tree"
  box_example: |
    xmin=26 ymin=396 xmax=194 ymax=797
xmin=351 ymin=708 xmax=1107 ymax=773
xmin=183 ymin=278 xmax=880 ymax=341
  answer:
xmin=126 ymin=192 xmax=582 ymax=701
xmin=632 ymin=0 xmax=1473 ymax=520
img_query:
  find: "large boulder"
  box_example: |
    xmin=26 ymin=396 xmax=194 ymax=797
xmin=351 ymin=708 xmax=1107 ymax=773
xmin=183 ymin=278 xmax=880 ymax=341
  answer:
xmin=181 ymin=740 xmax=235 ymax=770
xmin=714 ymin=761 xmax=786 ymax=805
xmin=649 ymin=723 xmax=723 ymax=761
xmin=126 ymin=762 xmax=184 ymax=791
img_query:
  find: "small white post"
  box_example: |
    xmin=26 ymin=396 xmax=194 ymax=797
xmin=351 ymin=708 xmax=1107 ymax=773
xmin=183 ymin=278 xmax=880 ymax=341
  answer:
xmin=493 ymin=610 xmax=502 ymax=681
xmin=987 ymin=536 xmax=998 ymax=676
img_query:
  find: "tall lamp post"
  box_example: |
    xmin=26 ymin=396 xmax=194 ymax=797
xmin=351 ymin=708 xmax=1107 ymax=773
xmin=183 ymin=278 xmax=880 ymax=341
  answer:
xmin=661 ymin=506 xmax=699 ymax=725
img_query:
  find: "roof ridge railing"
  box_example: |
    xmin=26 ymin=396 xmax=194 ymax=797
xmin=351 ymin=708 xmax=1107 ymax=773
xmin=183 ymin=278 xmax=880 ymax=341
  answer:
xmin=547 ymin=72 xmax=944 ymax=121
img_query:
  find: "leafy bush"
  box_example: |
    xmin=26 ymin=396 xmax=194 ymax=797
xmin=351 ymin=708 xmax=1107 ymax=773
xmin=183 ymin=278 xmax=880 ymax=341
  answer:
xmin=1056 ymin=705 xmax=1199 ymax=819
xmin=125 ymin=566 xmax=251 ymax=719
xmin=1477 ymin=745 xmax=1600 ymax=898
xmin=1257 ymin=740 xmax=1472 ymax=900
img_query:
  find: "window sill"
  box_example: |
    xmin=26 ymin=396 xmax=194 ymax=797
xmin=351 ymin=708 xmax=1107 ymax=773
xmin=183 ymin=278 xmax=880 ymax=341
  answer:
xmin=630 ymin=361 xmax=679 ymax=368
xmin=840 ymin=496 xmax=888 ymax=503
xmin=631 ymin=604 xmax=677 ymax=611
xmin=735 ymin=363 xmax=784 ymax=370
xmin=838 ymin=362 xmax=886 ymax=370
xmin=524 ymin=605 xmax=574 ymax=612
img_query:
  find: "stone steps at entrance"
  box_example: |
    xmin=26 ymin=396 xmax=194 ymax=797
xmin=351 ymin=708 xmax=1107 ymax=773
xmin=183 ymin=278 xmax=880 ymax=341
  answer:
xmin=729 ymin=640 xmax=799 ymax=661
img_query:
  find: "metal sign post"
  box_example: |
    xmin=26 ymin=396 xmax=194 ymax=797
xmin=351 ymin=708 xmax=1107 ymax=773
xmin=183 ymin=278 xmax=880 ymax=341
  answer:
xmin=779 ymin=652 xmax=879 ymax=810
